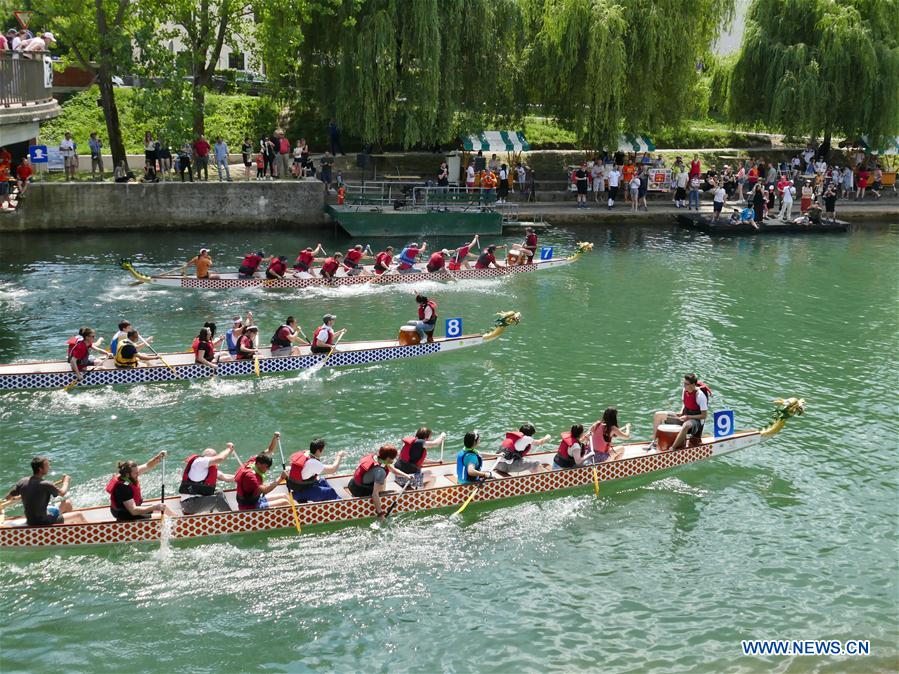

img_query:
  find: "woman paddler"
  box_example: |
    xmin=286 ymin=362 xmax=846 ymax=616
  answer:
xmin=456 ymin=431 xmax=493 ymax=484
xmin=106 ymin=451 xmax=175 ymax=521
xmin=67 ymin=327 xmax=111 ymax=382
xmin=492 ymin=423 xmax=552 ymax=475
xmin=234 ymin=433 xmax=292 ymax=511
xmin=347 ymin=445 xmax=413 ymax=519
xmin=588 ymin=407 xmax=630 ymax=462
xmin=551 ymin=424 xmax=590 ymax=469
xmin=394 ymin=427 xmax=446 ymax=489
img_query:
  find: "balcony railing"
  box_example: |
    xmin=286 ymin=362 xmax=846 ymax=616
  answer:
xmin=0 ymin=52 xmax=54 ymax=108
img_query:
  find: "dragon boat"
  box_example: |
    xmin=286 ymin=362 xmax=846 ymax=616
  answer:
xmin=0 ymin=399 xmax=805 ymax=549
xmin=0 ymin=312 xmax=520 ymax=391
xmin=675 ymin=212 xmax=849 ymax=234
xmin=120 ymin=243 xmax=593 ymax=290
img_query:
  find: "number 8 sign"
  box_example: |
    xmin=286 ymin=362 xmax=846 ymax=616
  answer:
xmin=713 ymin=410 xmax=734 ymax=438
xmin=445 ymin=318 xmax=462 ymax=338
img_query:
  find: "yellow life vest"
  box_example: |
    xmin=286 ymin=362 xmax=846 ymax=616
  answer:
xmin=114 ymin=339 xmax=138 ymax=368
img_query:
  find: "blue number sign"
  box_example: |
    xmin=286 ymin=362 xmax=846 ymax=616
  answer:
xmin=714 ymin=410 xmax=735 ymax=438
xmin=445 ymin=318 xmax=462 ymax=338
xmin=540 ymin=246 xmax=554 ymax=260
xmin=29 ymin=145 xmax=48 ymax=163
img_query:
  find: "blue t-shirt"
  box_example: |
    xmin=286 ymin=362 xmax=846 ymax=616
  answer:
xmin=456 ymin=450 xmax=482 ymax=484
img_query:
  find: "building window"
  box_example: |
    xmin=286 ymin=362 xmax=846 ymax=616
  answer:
xmin=227 ymin=52 xmax=245 ymax=71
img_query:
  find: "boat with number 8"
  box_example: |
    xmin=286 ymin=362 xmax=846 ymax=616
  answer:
xmin=0 ymin=312 xmax=521 ymax=391
xmin=0 ymin=399 xmax=805 ymax=549
xmin=120 ymin=243 xmax=594 ymax=290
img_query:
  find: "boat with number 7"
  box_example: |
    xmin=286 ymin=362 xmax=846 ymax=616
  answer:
xmin=0 ymin=312 xmax=521 ymax=391
xmin=120 ymin=242 xmax=594 ymax=290
xmin=0 ymin=399 xmax=805 ymax=549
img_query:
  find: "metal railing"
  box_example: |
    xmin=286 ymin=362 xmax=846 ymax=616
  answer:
xmin=341 ymin=182 xmax=500 ymax=210
xmin=0 ymin=52 xmax=54 ymax=108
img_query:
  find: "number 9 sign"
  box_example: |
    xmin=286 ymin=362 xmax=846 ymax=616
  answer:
xmin=445 ymin=318 xmax=462 ymax=339
xmin=713 ymin=410 xmax=734 ymax=438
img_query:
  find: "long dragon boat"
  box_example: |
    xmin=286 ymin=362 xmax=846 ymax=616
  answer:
xmin=0 ymin=312 xmax=520 ymax=391
xmin=120 ymin=242 xmax=593 ymax=290
xmin=0 ymin=399 xmax=805 ymax=548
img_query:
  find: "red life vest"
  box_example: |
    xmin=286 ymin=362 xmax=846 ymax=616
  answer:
xmin=295 ymin=250 xmax=315 ymax=270
xmin=321 ymin=258 xmax=339 ymax=276
xmin=239 ymin=253 xmax=262 ymax=275
xmin=418 ymin=300 xmax=438 ymax=323
xmin=268 ymin=257 xmax=287 ymax=276
xmin=500 ymin=431 xmax=531 ymax=457
xmin=192 ymin=338 xmax=215 ymax=361
xmin=525 ymin=232 xmax=537 ymax=248
xmin=374 ymin=252 xmax=392 ymax=273
xmin=345 ymin=249 xmax=363 ymax=266
xmin=352 ymin=453 xmax=380 ymax=487
xmin=554 ymin=432 xmax=580 ymax=468
xmin=106 ymin=475 xmax=143 ymax=511
xmin=475 ymin=251 xmax=495 ymax=269
xmin=313 ymin=325 xmax=334 ymax=346
xmin=426 ymin=252 xmax=445 ymax=271
xmin=683 ymin=382 xmax=712 ymax=414
xmin=449 ymin=245 xmax=470 ymax=271
xmin=287 ymin=451 xmax=317 ymax=489
xmin=234 ymin=460 xmax=262 ymax=506
xmin=178 ymin=454 xmax=218 ymax=496
xmin=270 ymin=325 xmax=294 ymax=349
xmin=399 ymin=436 xmax=427 ymax=468
xmin=66 ymin=335 xmax=90 ymax=368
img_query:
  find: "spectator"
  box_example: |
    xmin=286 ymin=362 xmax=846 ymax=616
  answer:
xmin=870 ymin=165 xmax=883 ymax=200
xmin=193 ymin=134 xmax=210 ymax=180
xmin=11 ymin=29 xmax=26 ymax=51
xmin=591 ymin=161 xmax=603 ymax=203
xmin=23 ymin=31 xmax=54 ymax=55
xmin=275 ymin=129 xmax=290 ymax=179
xmin=59 ymin=132 xmax=76 ymax=181
xmin=16 ymin=156 xmax=33 ymax=195
xmin=855 ymin=165 xmax=868 ymax=201
xmin=628 ymin=171 xmax=640 ymax=211
xmin=213 ymin=136 xmax=231 ymax=181
xmin=823 ymin=184 xmax=838 ymax=223
xmin=712 ymin=181 xmax=727 ymax=222
xmin=320 ymin=150 xmax=334 ymax=188
xmin=841 ymin=165 xmax=853 ymax=199
xmin=0 ymin=150 xmax=11 ymax=209
xmin=177 ymin=143 xmax=193 ymax=182
xmin=437 ymin=161 xmax=449 ymax=187
xmin=497 ymin=164 xmax=509 ymax=204
xmin=673 ymin=165 xmax=688 ymax=208
xmin=260 ymin=136 xmax=275 ymax=179
xmin=328 ymin=119 xmax=344 ymax=156
xmin=474 ymin=150 xmax=486 ymax=172
xmin=292 ymin=139 xmax=304 ymax=177
xmin=241 ymin=136 xmax=253 ymax=180
xmin=488 ymin=153 xmax=499 ymax=173
xmin=465 ymin=161 xmax=475 ymax=191
xmin=800 ymin=180 xmax=813 ymax=213
xmin=777 ymin=180 xmax=795 ymax=220
xmin=113 ymin=163 xmax=131 ymax=183
xmin=0 ymin=32 xmax=7 ymax=51
xmin=142 ymin=165 xmax=159 ymax=183
xmin=158 ymin=141 xmax=172 ymax=178
xmin=637 ymin=167 xmax=649 ymax=211
xmin=515 ymin=163 xmax=526 ymax=196
xmin=88 ymin=132 xmax=104 ymax=180
xmin=606 ymin=165 xmax=621 ymax=209
xmin=255 ymin=151 xmax=265 ymax=179
xmin=299 ymin=137 xmax=309 ymax=174
xmin=143 ymin=132 xmax=157 ymax=172
xmin=574 ymin=163 xmax=588 ymax=208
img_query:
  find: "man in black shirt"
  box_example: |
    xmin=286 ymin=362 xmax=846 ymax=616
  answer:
xmin=5 ymin=457 xmax=86 ymax=525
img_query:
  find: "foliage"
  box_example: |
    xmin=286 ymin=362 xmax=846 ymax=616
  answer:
xmin=729 ymin=0 xmax=899 ymax=146
xmin=40 ymin=87 xmax=279 ymax=151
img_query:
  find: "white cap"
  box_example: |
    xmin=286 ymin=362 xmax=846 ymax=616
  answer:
xmin=42 ymin=32 xmax=55 ymax=42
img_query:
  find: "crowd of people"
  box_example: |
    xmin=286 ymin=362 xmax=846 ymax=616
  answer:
xmin=3 ymin=373 xmax=709 ymax=526
xmin=0 ymin=28 xmax=55 ymax=54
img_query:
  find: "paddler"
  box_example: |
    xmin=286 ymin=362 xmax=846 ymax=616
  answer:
xmin=192 ymin=326 xmax=218 ymax=370
xmin=492 ymin=423 xmax=552 ymax=475
xmin=587 ymin=407 xmax=630 ymax=462
xmin=67 ymin=327 xmax=111 ymax=381
xmin=456 ymin=431 xmax=493 ymax=484
xmin=107 ymin=451 xmax=175 ymax=521
xmin=114 ymin=329 xmax=158 ymax=369
xmin=236 ymin=325 xmax=260 ymax=360
xmin=413 ymin=294 xmax=438 ymax=343
xmin=265 ymin=254 xmax=289 ymax=280
xmin=222 ymin=312 xmax=253 ymax=360
xmin=286 ymin=438 xmax=348 ymax=502
xmin=650 ymin=373 xmax=709 ymax=451
xmin=234 ymin=432 xmax=292 ymax=510
xmin=186 ymin=247 xmax=219 ymax=279
xmin=270 ymin=315 xmax=307 ymax=357
xmin=311 ymin=314 xmax=345 ymax=354
xmin=110 ymin=321 xmax=153 ymax=356
xmin=551 ymin=424 xmax=590 ymax=469
xmin=520 ymin=227 xmax=538 ymax=262
xmin=178 ymin=444 xmax=236 ymax=514
xmin=343 ymin=244 xmax=372 ymax=276
xmin=397 ymin=241 xmax=427 ymax=273
xmin=373 ymin=246 xmax=395 ymax=275
xmin=474 ymin=244 xmax=505 ymax=269
xmin=394 ymin=427 xmax=446 ymax=489
xmin=346 ymin=445 xmax=413 ymax=519
xmin=237 ymin=250 xmax=265 ymax=278
xmin=292 ymin=244 xmax=323 ymax=275
xmin=319 ymin=251 xmax=343 ymax=280
xmin=448 ymin=235 xmax=479 ymax=271
xmin=4 ymin=456 xmax=86 ymax=525
xmin=425 ymin=248 xmax=451 ymax=274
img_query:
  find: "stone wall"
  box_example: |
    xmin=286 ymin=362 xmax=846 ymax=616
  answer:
xmin=1 ymin=180 xmax=329 ymax=232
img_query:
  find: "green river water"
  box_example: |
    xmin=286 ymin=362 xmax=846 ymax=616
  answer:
xmin=0 ymin=224 xmax=896 ymax=673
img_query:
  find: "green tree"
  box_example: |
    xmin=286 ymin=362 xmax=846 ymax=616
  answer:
xmin=729 ymin=0 xmax=899 ymax=150
xmin=34 ymin=0 xmax=134 ymax=167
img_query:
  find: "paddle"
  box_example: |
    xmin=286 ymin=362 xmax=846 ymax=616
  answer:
xmin=160 ymin=453 xmax=167 ymax=526
xmin=305 ymin=330 xmax=345 ymax=377
xmin=453 ymin=483 xmax=482 ymax=516
xmin=139 ymin=337 xmax=180 ymax=379
xmin=579 ymin=450 xmax=599 ymax=497
xmin=439 ymin=435 xmax=446 ymax=463
xmin=276 ymin=435 xmax=303 ymax=534
xmin=129 ymin=263 xmax=186 ymax=286
xmin=384 ymin=477 xmax=414 ymax=519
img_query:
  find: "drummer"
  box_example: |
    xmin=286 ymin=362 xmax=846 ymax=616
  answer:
xmin=186 ymin=248 xmax=219 ymax=279
xmin=413 ymin=294 xmax=438 ymax=343
xmin=650 ymin=373 xmax=708 ymax=451
xmin=520 ymin=227 xmax=538 ymax=262
xmin=4 ymin=456 xmax=86 ymax=525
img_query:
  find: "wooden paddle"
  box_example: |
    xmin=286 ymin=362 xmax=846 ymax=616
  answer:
xmin=276 ymin=436 xmax=303 ymax=534
xmin=384 ymin=477 xmax=414 ymax=519
xmin=453 ymin=483 xmax=482 ymax=516
xmin=139 ymin=337 xmax=179 ymax=379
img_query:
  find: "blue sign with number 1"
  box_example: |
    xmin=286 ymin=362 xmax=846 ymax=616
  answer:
xmin=445 ymin=317 xmax=462 ymax=338
xmin=714 ymin=410 xmax=734 ymax=438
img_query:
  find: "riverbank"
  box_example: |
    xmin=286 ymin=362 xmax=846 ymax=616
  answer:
xmin=1 ymin=181 xmax=895 ymax=232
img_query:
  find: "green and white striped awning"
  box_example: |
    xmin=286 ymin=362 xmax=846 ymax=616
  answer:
xmin=463 ymin=131 xmax=530 ymax=153
xmin=617 ymin=134 xmax=656 ymax=153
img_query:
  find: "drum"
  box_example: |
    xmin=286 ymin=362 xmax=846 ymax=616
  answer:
xmin=656 ymin=424 xmax=682 ymax=451
xmin=506 ymin=250 xmax=522 ymax=266
xmin=398 ymin=325 xmax=420 ymax=346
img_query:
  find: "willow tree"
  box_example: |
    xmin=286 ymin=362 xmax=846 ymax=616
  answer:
xmin=262 ymin=0 xmax=527 ymax=148
xmin=729 ymin=0 xmax=899 ymax=150
xmin=526 ymin=0 xmax=733 ymax=148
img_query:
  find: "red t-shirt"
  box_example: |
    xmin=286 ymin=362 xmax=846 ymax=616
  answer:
xmin=193 ymin=140 xmax=211 ymax=157
xmin=16 ymin=164 xmax=33 ymax=181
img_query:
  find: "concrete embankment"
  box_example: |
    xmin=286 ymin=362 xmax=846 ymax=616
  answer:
xmin=0 ymin=181 xmax=328 ymax=232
